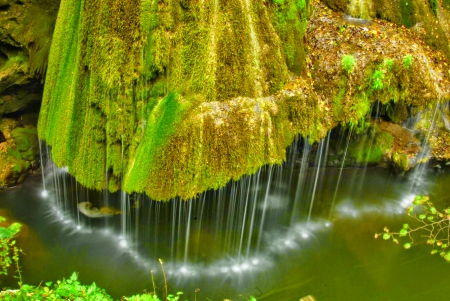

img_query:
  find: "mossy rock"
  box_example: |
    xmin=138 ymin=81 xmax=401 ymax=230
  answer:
xmin=38 ymin=0 xmax=311 ymax=200
xmin=0 ymin=120 xmax=38 ymax=186
xmin=444 ymin=0 xmax=450 ymax=10
xmin=0 ymin=152 xmax=29 ymax=186
xmin=372 ymin=0 xmax=450 ymax=60
xmin=0 ymin=117 xmax=19 ymax=133
xmin=321 ymin=0 xmax=349 ymax=12
xmin=392 ymin=151 xmax=410 ymax=171
xmin=10 ymin=126 xmax=39 ymax=161
xmin=349 ymin=131 xmax=394 ymax=164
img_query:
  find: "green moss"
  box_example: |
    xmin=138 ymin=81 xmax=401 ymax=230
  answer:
xmin=39 ymin=0 xmax=310 ymax=200
xmin=372 ymin=0 xmax=450 ymax=60
xmin=10 ymin=126 xmax=39 ymax=161
xmin=349 ymin=130 xmax=393 ymax=164
xmin=320 ymin=0 xmax=348 ymax=12
xmin=393 ymin=152 xmax=409 ymax=170
xmin=125 ymin=92 xmax=193 ymax=195
xmin=342 ymin=54 xmax=356 ymax=74
xmin=269 ymin=0 xmax=309 ymax=75
xmin=399 ymin=0 xmax=414 ymax=28
xmin=444 ymin=0 xmax=450 ymax=10
xmin=430 ymin=0 xmax=437 ymax=16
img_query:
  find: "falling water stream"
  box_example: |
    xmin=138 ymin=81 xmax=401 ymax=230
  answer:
xmin=1 ymin=136 xmax=450 ymax=300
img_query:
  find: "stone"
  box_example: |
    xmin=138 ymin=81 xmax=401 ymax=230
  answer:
xmin=0 ymin=0 xmax=59 ymax=186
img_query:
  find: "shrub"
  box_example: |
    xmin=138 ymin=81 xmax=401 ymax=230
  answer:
xmin=0 ymin=216 xmax=22 ymax=286
xmin=342 ymin=54 xmax=356 ymax=74
xmin=371 ymin=69 xmax=384 ymax=91
xmin=430 ymin=0 xmax=438 ymax=15
xmin=383 ymin=58 xmax=394 ymax=70
xmin=375 ymin=195 xmax=450 ymax=262
xmin=402 ymin=54 xmax=413 ymax=69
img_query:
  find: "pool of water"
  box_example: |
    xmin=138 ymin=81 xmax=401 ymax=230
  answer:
xmin=1 ymin=164 xmax=450 ymax=300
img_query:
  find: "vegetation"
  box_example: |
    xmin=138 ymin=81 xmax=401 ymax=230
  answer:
xmin=0 ymin=218 xmax=256 ymax=300
xmin=371 ymin=70 xmax=384 ymax=91
xmin=38 ymin=0 xmax=311 ymax=201
xmin=37 ymin=0 xmax=450 ymax=200
xmin=1 ymin=271 xmax=190 ymax=301
xmin=402 ymin=54 xmax=413 ymax=69
xmin=0 ymin=217 xmax=22 ymax=286
xmin=376 ymin=196 xmax=450 ymax=261
xmin=1 ymin=271 xmax=257 ymax=301
xmin=430 ymin=0 xmax=438 ymax=16
xmin=341 ymin=54 xmax=356 ymax=74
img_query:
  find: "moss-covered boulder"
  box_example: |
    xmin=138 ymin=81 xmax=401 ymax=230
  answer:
xmin=0 ymin=0 xmax=59 ymax=186
xmin=348 ymin=130 xmax=393 ymax=165
xmin=347 ymin=119 xmax=424 ymax=170
xmin=321 ymin=0 xmax=450 ymax=60
xmin=0 ymin=0 xmax=60 ymax=118
xmin=38 ymin=0 xmax=450 ymax=199
xmin=0 ymin=117 xmax=39 ymax=187
xmin=38 ymin=0 xmax=312 ymax=200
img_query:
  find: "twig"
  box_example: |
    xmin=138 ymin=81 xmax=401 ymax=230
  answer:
xmin=159 ymin=258 xmax=168 ymax=301
xmin=151 ymin=270 xmax=157 ymax=295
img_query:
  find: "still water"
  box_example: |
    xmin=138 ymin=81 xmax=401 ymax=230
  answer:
xmin=1 ymin=162 xmax=450 ymax=300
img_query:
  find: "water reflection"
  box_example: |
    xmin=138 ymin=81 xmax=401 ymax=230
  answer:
xmin=335 ymin=193 xmax=416 ymax=218
xmin=1 ymin=153 xmax=450 ymax=299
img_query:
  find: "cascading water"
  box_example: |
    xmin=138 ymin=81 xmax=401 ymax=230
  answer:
xmin=38 ymin=130 xmax=425 ymax=258
xmin=0 ymin=132 xmax=445 ymax=300
xmin=347 ymin=0 xmax=373 ymax=20
xmin=38 ymin=136 xmax=338 ymax=275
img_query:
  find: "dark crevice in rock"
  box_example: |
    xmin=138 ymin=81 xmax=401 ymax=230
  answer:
xmin=0 ymin=130 xmax=5 ymax=143
xmin=0 ymin=40 xmax=23 ymax=58
xmin=0 ymin=5 xmax=10 ymax=12
xmin=0 ymin=48 xmax=7 ymax=64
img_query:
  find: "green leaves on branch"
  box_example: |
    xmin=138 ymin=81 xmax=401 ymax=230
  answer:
xmin=0 ymin=216 xmax=22 ymax=285
xmin=375 ymin=195 xmax=450 ymax=262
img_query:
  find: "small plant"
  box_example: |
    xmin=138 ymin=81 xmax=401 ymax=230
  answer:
xmin=375 ymin=195 xmax=450 ymax=261
xmin=402 ymin=54 xmax=413 ymax=69
xmin=1 ymin=272 xmax=113 ymax=301
xmin=342 ymin=54 xmax=356 ymax=74
xmin=0 ymin=216 xmax=23 ymax=286
xmin=430 ymin=0 xmax=438 ymax=15
xmin=371 ymin=69 xmax=384 ymax=91
xmin=383 ymin=58 xmax=394 ymax=70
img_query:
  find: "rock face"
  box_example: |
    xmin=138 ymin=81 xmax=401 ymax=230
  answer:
xmin=321 ymin=0 xmax=450 ymax=60
xmin=0 ymin=115 xmax=39 ymax=187
xmin=0 ymin=0 xmax=59 ymax=187
xmin=305 ymin=1 xmax=450 ymax=171
xmin=37 ymin=0 xmax=450 ymax=200
xmin=38 ymin=0 xmax=311 ymax=200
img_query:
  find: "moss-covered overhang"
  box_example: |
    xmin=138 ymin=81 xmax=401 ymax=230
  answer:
xmin=38 ymin=0 xmax=450 ymax=200
xmin=320 ymin=0 xmax=450 ymax=61
xmin=38 ymin=0 xmax=311 ymax=200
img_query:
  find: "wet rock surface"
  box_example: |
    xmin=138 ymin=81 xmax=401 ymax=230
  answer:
xmin=300 ymin=0 xmax=450 ymax=171
xmin=0 ymin=0 xmax=59 ymax=187
xmin=0 ymin=116 xmax=40 ymax=187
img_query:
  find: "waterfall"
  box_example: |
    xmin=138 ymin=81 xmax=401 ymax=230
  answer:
xmin=348 ymin=0 xmax=373 ymax=20
xmin=39 ymin=130 xmax=424 ymax=279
